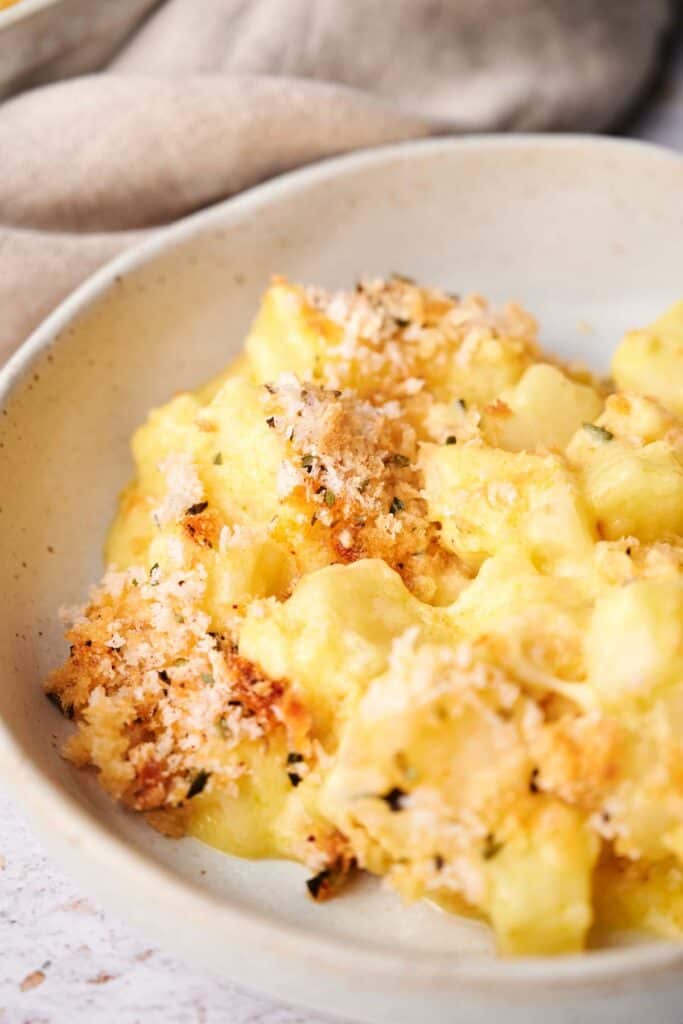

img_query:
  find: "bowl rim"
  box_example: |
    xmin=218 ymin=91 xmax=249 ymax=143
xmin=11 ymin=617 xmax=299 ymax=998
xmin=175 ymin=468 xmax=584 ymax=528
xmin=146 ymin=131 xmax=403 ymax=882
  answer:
xmin=2 ymin=133 xmax=683 ymax=993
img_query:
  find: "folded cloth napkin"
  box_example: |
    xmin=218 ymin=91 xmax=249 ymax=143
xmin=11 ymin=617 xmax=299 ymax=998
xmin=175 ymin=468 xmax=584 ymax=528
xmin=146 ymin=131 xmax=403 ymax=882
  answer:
xmin=0 ymin=0 xmax=674 ymax=359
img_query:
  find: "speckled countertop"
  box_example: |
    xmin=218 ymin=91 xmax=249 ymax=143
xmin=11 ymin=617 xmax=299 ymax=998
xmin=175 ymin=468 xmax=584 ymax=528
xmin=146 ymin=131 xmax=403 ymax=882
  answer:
xmin=2 ymin=40 xmax=683 ymax=1024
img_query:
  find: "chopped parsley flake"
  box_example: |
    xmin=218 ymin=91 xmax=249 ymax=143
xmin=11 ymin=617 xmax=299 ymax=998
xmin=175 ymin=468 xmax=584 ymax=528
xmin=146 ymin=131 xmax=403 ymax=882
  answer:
xmin=46 ymin=690 xmax=74 ymax=719
xmin=386 ymin=453 xmax=410 ymax=467
xmin=187 ymin=770 xmax=210 ymax=799
xmin=381 ymin=786 xmax=407 ymax=812
xmin=390 ymin=272 xmax=416 ymax=285
xmin=482 ymin=833 xmax=504 ymax=860
xmin=389 ymin=496 xmax=405 ymax=515
xmin=324 ymin=489 xmax=336 ymax=507
xmin=445 ymin=436 xmax=456 ymax=445
xmin=306 ymin=868 xmax=331 ymax=900
xmin=200 ymin=671 xmax=214 ymax=686
xmin=583 ymin=423 xmax=613 ymax=443
xmin=186 ymin=501 xmax=209 ymax=516
xmin=213 ymin=452 xmax=223 ymax=465
xmin=216 ymin=715 xmax=230 ymax=737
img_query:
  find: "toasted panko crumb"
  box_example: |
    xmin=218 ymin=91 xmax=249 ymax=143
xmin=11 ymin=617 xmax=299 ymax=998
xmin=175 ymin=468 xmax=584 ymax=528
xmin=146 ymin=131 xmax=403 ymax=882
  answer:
xmin=47 ymin=565 xmax=306 ymax=810
xmin=262 ymin=375 xmax=468 ymax=603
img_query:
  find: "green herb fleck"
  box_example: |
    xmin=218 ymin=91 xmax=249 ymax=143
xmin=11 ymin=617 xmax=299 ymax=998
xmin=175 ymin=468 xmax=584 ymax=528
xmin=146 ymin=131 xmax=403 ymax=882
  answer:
xmin=186 ymin=501 xmax=208 ymax=516
xmin=287 ymin=752 xmax=304 ymax=765
xmin=149 ymin=562 xmax=160 ymax=585
xmin=213 ymin=451 xmax=223 ymax=465
xmin=389 ymin=496 xmax=405 ymax=515
xmin=187 ymin=770 xmax=211 ymax=799
xmin=200 ymin=672 xmax=214 ymax=687
xmin=395 ymin=317 xmax=410 ymax=328
xmin=395 ymin=751 xmax=417 ymax=782
xmin=381 ymin=786 xmax=407 ymax=812
xmin=454 ymin=398 xmax=467 ymax=412
xmin=217 ymin=715 xmax=230 ymax=737
xmin=445 ymin=436 xmax=456 ymax=445
xmin=46 ymin=691 xmax=74 ymax=720
xmin=386 ymin=453 xmax=410 ymax=468
xmin=358 ymin=478 xmax=370 ymax=494
xmin=583 ymin=422 xmax=613 ymax=443
xmin=390 ymin=272 xmax=416 ymax=285
xmin=306 ymin=868 xmax=331 ymax=900
xmin=288 ymin=772 xmax=302 ymax=787
xmin=301 ymin=453 xmax=315 ymax=472
xmin=324 ymin=489 xmax=336 ymax=507
xmin=482 ymin=833 xmax=504 ymax=860
xmin=131 ymin=578 xmax=139 ymax=587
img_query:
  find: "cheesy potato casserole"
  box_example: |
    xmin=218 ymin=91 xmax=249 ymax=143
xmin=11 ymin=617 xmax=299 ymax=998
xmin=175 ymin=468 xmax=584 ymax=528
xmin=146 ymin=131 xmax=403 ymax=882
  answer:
xmin=47 ymin=277 xmax=683 ymax=955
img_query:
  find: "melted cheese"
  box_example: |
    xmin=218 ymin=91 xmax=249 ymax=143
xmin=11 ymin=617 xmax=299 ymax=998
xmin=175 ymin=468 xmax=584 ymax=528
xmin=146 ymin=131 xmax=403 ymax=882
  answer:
xmin=47 ymin=280 xmax=683 ymax=954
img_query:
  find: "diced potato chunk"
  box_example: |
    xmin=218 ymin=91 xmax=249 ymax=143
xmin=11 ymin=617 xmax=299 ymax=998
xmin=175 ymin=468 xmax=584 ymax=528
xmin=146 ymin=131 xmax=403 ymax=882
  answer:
xmin=599 ymin=392 xmax=679 ymax=445
xmin=451 ymin=552 xmax=590 ymax=682
xmin=593 ymin=857 xmax=683 ymax=943
xmin=484 ymin=802 xmax=597 ymax=955
xmin=245 ymin=280 xmax=332 ymax=384
xmin=239 ymin=560 xmax=450 ymax=746
xmin=587 ymin=578 xmax=683 ymax=704
xmin=612 ymin=301 xmax=683 ymax=416
xmin=131 ymin=393 xmax=201 ymax=497
xmin=579 ymin=440 xmax=683 ymax=542
xmin=106 ymin=483 xmax=157 ymax=568
xmin=195 ymin=377 xmax=286 ymax=525
xmin=420 ymin=444 xmax=595 ymax=572
xmin=483 ymin=364 xmax=602 ymax=452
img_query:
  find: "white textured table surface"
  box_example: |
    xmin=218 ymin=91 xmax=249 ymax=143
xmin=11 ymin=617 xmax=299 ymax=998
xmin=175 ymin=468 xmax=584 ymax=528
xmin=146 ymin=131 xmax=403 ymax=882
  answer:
xmin=2 ymin=39 xmax=683 ymax=1024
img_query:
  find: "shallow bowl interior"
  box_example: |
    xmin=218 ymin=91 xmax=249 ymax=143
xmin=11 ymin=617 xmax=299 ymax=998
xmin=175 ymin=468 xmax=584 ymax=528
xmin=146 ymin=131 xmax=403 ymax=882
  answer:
xmin=1 ymin=137 xmax=683 ymax=1024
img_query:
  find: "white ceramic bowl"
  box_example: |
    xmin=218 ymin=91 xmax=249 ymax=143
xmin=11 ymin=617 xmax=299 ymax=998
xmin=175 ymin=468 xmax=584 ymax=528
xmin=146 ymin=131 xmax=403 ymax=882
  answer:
xmin=1 ymin=136 xmax=683 ymax=1024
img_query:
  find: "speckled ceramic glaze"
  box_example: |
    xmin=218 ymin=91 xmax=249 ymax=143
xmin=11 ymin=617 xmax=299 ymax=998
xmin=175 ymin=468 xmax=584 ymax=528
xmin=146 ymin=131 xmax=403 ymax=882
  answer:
xmin=1 ymin=137 xmax=683 ymax=1024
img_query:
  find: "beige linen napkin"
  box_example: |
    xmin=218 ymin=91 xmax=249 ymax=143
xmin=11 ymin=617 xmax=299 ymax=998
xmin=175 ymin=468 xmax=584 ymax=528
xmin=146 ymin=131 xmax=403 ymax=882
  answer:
xmin=0 ymin=0 xmax=674 ymax=358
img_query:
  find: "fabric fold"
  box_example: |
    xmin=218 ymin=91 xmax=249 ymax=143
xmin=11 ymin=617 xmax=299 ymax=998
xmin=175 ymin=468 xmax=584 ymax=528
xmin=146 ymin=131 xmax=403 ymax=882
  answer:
xmin=0 ymin=0 xmax=674 ymax=356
